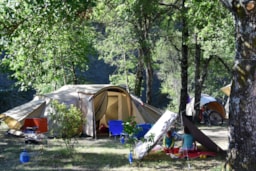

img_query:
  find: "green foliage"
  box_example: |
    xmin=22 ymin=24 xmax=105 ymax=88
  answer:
xmin=202 ymin=59 xmax=232 ymax=99
xmin=185 ymin=0 xmax=234 ymax=98
xmin=93 ymin=1 xmax=140 ymax=92
xmin=49 ymin=100 xmax=85 ymax=154
xmin=190 ymin=1 xmax=235 ymax=60
xmin=153 ymin=37 xmax=181 ymax=112
xmin=123 ymin=116 xmax=139 ymax=136
xmin=123 ymin=116 xmax=156 ymax=154
xmin=95 ymin=22 xmax=138 ymax=90
xmin=0 ymin=0 xmax=96 ymax=93
xmin=0 ymin=0 xmax=236 ymax=111
xmin=123 ymin=116 xmax=141 ymax=151
xmin=93 ymin=0 xmax=164 ymax=99
xmin=156 ymin=0 xmax=234 ymax=110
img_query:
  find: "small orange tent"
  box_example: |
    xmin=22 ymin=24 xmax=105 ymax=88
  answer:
xmin=186 ymin=94 xmax=227 ymax=119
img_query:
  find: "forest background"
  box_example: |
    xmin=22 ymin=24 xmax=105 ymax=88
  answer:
xmin=0 ymin=0 xmax=234 ymax=114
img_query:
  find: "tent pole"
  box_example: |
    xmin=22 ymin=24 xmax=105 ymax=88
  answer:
xmin=92 ymin=101 xmax=97 ymax=140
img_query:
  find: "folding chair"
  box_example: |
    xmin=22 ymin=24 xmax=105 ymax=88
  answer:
xmin=108 ymin=120 xmax=124 ymax=140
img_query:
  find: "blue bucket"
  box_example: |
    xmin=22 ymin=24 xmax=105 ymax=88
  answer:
xmin=20 ymin=150 xmax=30 ymax=163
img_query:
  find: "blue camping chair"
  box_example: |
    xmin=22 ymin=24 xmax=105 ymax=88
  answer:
xmin=135 ymin=123 xmax=152 ymax=139
xmin=108 ymin=120 xmax=124 ymax=139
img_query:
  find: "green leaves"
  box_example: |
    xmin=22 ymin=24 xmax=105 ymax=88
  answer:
xmin=123 ymin=116 xmax=141 ymax=150
xmin=0 ymin=0 xmax=235 ymax=109
xmin=1 ymin=0 xmax=96 ymax=93
xmin=49 ymin=100 xmax=85 ymax=154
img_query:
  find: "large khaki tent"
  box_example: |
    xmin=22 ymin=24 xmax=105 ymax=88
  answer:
xmin=0 ymin=84 xmax=163 ymax=137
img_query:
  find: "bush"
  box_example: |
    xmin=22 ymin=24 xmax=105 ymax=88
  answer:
xmin=49 ymin=100 xmax=85 ymax=154
xmin=123 ymin=116 xmax=141 ymax=151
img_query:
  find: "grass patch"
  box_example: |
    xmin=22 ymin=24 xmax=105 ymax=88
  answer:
xmin=0 ymin=124 xmax=226 ymax=171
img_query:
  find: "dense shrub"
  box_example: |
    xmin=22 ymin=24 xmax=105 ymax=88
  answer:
xmin=49 ymin=100 xmax=85 ymax=154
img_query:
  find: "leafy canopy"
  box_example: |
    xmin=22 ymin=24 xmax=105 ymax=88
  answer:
xmin=0 ymin=0 xmax=96 ymax=93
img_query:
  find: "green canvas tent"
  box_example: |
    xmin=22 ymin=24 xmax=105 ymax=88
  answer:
xmin=0 ymin=84 xmax=163 ymax=137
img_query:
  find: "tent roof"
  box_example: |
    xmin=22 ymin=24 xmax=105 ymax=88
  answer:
xmin=38 ymin=84 xmax=131 ymax=101
xmin=3 ymin=99 xmax=45 ymax=121
xmin=41 ymin=84 xmax=113 ymax=99
xmin=2 ymin=84 xmax=117 ymax=116
xmin=200 ymin=94 xmax=217 ymax=106
xmin=1 ymin=99 xmax=46 ymax=129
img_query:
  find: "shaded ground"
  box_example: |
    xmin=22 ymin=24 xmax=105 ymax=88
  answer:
xmin=0 ymin=123 xmax=228 ymax=171
xmin=199 ymin=124 xmax=229 ymax=151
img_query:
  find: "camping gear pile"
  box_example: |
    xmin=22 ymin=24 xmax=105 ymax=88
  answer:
xmin=22 ymin=118 xmax=48 ymax=144
xmin=23 ymin=126 xmax=42 ymax=144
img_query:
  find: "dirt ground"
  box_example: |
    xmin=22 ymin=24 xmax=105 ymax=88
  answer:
xmin=200 ymin=125 xmax=229 ymax=151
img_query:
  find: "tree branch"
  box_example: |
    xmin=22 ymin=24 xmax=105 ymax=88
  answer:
xmin=151 ymin=0 xmax=182 ymax=24
xmin=158 ymin=0 xmax=181 ymax=10
xmin=219 ymin=0 xmax=233 ymax=11
xmin=213 ymin=55 xmax=232 ymax=73
xmin=201 ymin=56 xmax=214 ymax=86
xmin=1 ymin=19 xmax=26 ymax=36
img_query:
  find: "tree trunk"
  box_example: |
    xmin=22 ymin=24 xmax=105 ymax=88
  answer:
xmin=134 ymin=49 xmax=144 ymax=97
xmin=71 ymin=61 xmax=78 ymax=84
xmin=179 ymin=0 xmax=189 ymax=117
xmin=132 ymin=1 xmax=156 ymax=104
xmin=228 ymin=33 xmax=256 ymax=169
xmin=145 ymin=56 xmax=153 ymax=104
xmin=220 ymin=0 xmax=256 ymax=170
xmin=194 ymin=34 xmax=202 ymax=122
xmin=135 ymin=28 xmax=153 ymax=104
xmin=123 ymin=53 xmax=130 ymax=92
